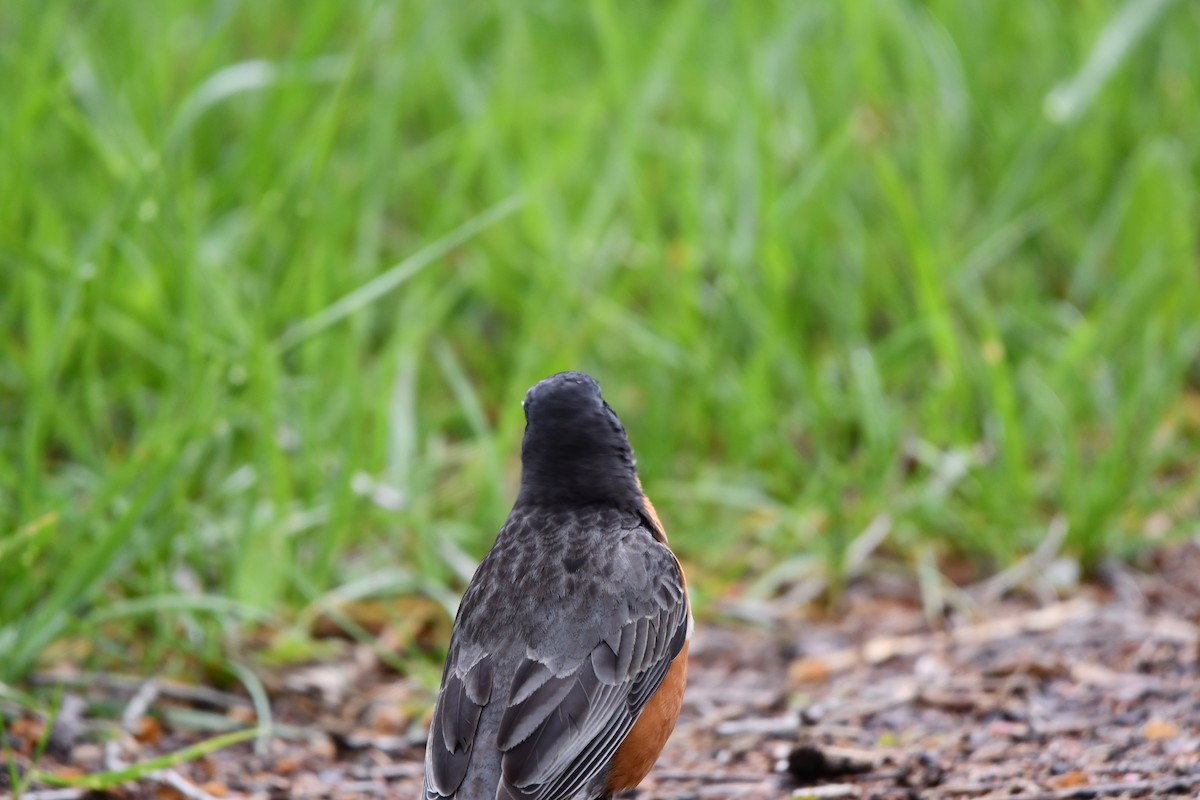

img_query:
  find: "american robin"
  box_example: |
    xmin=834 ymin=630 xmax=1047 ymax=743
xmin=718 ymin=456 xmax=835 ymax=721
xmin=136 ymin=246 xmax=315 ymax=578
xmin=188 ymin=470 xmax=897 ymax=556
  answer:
xmin=424 ymin=371 xmax=692 ymax=800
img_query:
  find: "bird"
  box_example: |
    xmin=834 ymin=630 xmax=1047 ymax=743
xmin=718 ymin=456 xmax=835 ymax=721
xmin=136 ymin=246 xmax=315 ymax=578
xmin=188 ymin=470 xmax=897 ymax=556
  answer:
xmin=424 ymin=371 xmax=692 ymax=800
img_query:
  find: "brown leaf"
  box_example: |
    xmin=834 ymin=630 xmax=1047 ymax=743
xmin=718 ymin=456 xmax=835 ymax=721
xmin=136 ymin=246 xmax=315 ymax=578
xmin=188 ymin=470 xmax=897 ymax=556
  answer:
xmin=1144 ymin=718 xmax=1181 ymax=740
xmin=135 ymin=715 xmax=165 ymax=745
xmin=275 ymin=756 xmax=303 ymax=775
xmin=8 ymin=717 xmax=45 ymax=755
xmin=1049 ymin=771 xmax=1090 ymax=789
xmin=788 ymin=656 xmax=833 ymax=684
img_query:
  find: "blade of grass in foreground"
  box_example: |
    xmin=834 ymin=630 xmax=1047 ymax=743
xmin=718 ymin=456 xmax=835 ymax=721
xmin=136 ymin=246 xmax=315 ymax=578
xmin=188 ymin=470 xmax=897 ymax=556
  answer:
xmin=29 ymin=728 xmax=262 ymax=790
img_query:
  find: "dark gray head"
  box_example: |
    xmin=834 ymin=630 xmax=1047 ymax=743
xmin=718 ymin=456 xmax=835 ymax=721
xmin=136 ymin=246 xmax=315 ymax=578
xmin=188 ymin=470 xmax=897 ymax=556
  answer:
xmin=516 ymin=371 xmax=642 ymax=510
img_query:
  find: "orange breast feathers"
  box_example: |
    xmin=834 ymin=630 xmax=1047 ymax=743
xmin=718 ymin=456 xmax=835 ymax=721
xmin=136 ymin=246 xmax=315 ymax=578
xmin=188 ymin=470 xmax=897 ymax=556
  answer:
xmin=606 ymin=639 xmax=690 ymax=792
xmin=606 ymin=489 xmax=692 ymax=793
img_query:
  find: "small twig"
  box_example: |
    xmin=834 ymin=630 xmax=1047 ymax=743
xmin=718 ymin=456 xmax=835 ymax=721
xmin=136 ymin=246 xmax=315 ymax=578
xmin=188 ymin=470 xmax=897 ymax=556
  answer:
xmin=120 ymin=678 xmax=160 ymax=732
xmin=157 ymin=768 xmax=219 ymax=800
xmin=791 ymin=783 xmax=861 ymax=799
xmin=934 ymin=781 xmax=1009 ymax=796
xmin=348 ymin=762 xmax=424 ymax=780
xmin=968 ymin=515 xmax=1069 ymax=604
xmin=715 ymin=714 xmax=799 ymax=737
xmin=682 ymin=685 xmax=784 ymax=708
xmin=917 ymin=686 xmax=988 ymax=713
xmin=0 ymin=791 xmax=86 ymax=800
xmin=32 ymin=672 xmax=250 ymax=710
xmin=652 ymin=770 xmax=770 ymax=783
xmin=103 ymin=737 xmax=127 ymax=772
xmin=105 ymin=676 xmax=160 ymax=771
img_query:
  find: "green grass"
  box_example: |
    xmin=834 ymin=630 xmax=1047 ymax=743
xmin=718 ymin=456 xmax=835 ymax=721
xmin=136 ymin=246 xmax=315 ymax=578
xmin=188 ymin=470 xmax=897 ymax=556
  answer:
xmin=2 ymin=0 xmax=1199 ymax=684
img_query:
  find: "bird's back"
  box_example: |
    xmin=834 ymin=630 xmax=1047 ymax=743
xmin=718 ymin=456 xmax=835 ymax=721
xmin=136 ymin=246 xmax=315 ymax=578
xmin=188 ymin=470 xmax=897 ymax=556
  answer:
xmin=425 ymin=503 xmax=688 ymax=800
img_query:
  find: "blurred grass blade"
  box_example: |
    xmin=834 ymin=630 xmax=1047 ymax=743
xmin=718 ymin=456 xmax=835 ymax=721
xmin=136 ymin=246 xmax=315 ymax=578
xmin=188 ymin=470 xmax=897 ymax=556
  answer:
xmin=88 ymin=595 xmax=275 ymax=625
xmin=277 ymin=194 xmax=524 ymax=350
xmin=229 ymin=662 xmax=273 ymax=756
xmin=32 ymin=728 xmax=262 ymax=789
xmin=169 ymin=56 xmax=350 ymax=147
xmin=1044 ymin=0 xmax=1178 ymax=123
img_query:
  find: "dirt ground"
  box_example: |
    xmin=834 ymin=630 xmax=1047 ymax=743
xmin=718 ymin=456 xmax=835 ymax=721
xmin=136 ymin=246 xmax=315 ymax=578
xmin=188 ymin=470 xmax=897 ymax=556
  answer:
xmin=4 ymin=543 xmax=1198 ymax=800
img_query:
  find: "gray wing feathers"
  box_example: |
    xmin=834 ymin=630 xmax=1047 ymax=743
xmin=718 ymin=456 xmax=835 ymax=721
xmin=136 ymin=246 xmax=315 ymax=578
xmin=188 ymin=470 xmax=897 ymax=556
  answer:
xmin=424 ymin=511 xmax=689 ymax=800
xmin=425 ymin=656 xmax=495 ymax=798
xmin=496 ymin=667 xmax=577 ymax=750
xmin=496 ymin=571 xmax=688 ymax=800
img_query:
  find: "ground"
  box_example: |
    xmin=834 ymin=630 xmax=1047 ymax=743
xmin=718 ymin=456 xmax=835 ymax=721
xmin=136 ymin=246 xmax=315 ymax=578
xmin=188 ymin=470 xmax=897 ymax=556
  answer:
xmin=4 ymin=543 xmax=1198 ymax=800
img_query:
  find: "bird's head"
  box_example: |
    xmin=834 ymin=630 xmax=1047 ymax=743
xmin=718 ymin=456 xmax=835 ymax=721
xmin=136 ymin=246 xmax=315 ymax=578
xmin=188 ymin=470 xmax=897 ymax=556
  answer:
xmin=517 ymin=371 xmax=642 ymax=509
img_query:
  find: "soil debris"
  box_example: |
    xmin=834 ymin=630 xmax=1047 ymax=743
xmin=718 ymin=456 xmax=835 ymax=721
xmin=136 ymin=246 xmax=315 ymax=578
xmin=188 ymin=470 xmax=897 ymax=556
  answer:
xmin=3 ymin=542 xmax=1198 ymax=799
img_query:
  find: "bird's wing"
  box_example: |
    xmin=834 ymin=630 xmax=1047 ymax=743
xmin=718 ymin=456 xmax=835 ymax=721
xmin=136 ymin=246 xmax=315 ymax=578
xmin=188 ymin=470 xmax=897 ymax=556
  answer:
xmin=424 ymin=648 xmax=495 ymax=798
xmin=494 ymin=539 xmax=688 ymax=800
xmin=425 ymin=524 xmax=689 ymax=800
